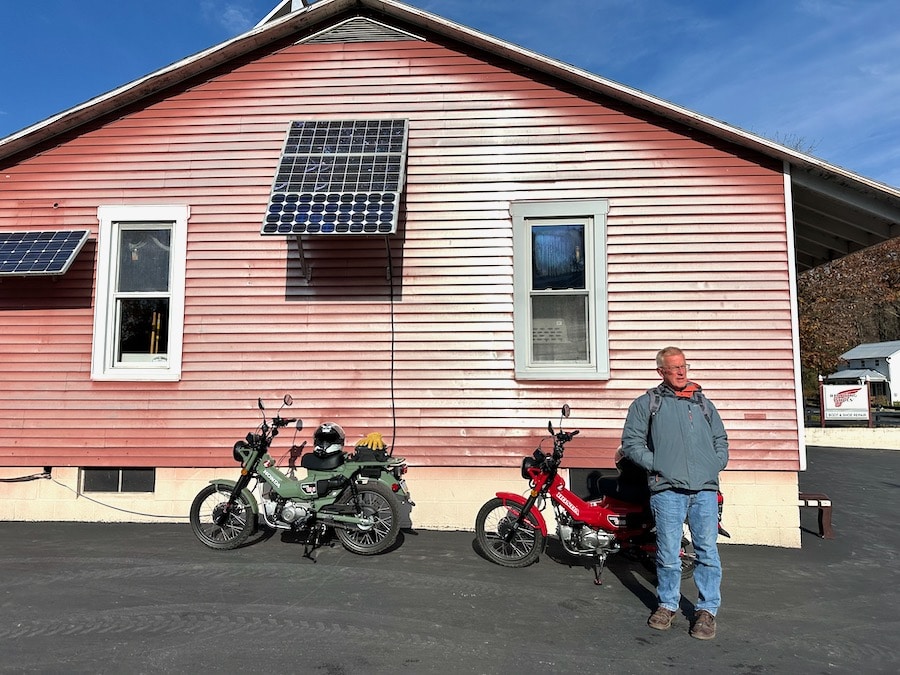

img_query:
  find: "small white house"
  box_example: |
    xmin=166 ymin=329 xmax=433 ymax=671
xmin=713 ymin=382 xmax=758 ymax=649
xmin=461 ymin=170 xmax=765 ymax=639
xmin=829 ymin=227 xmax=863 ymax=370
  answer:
xmin=825 ymin=340 xmax=900 ymax=403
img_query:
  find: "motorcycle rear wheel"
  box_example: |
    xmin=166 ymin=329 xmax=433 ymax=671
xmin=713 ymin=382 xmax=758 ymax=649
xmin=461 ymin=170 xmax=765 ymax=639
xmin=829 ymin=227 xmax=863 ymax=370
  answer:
xmin=679 ymin=539 xmax=697 ymax=579
xmin=475 ymin=497 xmax=545 ymax=567
xmin=638 ymin=537 xmax=697 ymax=579
xmin=335 ymin=482 xmax=400 ymax=555
xmin=189 ymin=484 xmax=256 ymax=550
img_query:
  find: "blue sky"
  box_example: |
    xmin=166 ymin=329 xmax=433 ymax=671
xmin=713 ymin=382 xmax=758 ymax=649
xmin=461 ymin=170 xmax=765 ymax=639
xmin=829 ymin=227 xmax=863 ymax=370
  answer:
xmin=2 ymin=0 xmax=898 ymax=187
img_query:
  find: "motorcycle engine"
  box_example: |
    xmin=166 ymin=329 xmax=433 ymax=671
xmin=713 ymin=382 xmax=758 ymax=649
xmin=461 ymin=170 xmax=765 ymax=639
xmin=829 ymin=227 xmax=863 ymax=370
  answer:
xmin=558 ymin=520 xmax=617 ymax=556
xmin=262 ymin=495 xmax=310 ymax=527
xmin=279 ymin=501 xmax=310 ymax=524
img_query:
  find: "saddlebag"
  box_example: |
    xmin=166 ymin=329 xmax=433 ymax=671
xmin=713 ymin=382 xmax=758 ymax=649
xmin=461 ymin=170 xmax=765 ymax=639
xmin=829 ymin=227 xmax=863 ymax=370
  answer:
xmin=352 ymin=446 xmax=390 ymax=462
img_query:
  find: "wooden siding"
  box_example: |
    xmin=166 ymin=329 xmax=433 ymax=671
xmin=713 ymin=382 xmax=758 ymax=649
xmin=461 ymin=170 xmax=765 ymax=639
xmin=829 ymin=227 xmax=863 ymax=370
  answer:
xmin=0 ymin=36 xmax=798 ymax=471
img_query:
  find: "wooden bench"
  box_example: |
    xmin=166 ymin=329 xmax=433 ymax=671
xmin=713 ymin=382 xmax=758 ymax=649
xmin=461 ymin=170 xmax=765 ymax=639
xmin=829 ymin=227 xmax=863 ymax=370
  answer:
xmin=798 ymin=492 xmax=834 ymax=539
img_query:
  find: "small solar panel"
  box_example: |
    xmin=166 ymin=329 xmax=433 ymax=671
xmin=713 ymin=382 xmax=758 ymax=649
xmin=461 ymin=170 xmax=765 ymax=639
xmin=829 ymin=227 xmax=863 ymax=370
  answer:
xmin=0 ymin=230 xmax=90 ymax=276
xmin=262 ymin=119 xmax=408 ymax=236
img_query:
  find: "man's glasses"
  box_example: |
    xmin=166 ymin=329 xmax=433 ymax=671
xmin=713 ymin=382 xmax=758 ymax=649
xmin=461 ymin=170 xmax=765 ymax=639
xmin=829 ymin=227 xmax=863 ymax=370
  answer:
xmin=659 ymin=364 xmax=690 ymax=373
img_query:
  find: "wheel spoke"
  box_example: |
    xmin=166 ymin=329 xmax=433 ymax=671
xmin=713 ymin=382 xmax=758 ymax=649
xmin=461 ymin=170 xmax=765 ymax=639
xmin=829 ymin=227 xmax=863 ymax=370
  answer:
xmin=342 ymin=489 xmax=395 ymax=547
xmin=475 ymin=498 xmax=544 ymax=567
xmin=190 ymin=485 xmax=255 ymax=550
xmin=334 ymin=484 xmax=400 ymax=555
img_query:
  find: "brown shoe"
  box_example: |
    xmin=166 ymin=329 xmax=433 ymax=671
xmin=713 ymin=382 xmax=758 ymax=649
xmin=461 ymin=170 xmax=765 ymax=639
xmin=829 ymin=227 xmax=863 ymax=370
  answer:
xmin=648 ymin=607 xmax=676 ymax=630
xmin=690 ymin=610 xmax=717 ymax=640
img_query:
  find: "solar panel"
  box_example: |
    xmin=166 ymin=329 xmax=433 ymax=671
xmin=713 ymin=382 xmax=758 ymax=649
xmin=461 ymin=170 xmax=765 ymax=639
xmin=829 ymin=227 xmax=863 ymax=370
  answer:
xmin=0 ymin=230 xmax=90 ymax=276
xmin=262 ymin=119 xmax=409 ymax=236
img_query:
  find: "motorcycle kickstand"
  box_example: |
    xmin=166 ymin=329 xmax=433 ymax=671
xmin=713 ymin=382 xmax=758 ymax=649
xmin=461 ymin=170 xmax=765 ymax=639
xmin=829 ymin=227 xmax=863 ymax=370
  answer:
xmin=302 ymin=524 xmax=327 ymax=561
xmin=591 ymin=554 xmax=608 ymax=586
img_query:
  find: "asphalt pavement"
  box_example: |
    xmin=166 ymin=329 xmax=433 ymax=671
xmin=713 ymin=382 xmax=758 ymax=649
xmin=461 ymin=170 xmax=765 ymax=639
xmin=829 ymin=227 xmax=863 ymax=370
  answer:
xmin=1 ymin=446 xmax=898 ymax=674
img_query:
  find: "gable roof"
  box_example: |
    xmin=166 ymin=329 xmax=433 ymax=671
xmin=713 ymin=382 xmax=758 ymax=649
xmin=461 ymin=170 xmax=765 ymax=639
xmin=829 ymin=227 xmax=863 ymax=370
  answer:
xmin=824 ymin=368 xmax=887 ymax=382
xmin=841 ymin=340 xmax=900 ymax=360
xmin=1 ymin=0 xmax=898 ymax=271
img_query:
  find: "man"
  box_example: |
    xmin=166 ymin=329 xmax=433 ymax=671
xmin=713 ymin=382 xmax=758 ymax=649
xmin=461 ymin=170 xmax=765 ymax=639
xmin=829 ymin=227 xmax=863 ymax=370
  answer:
xmin=620 ymin=346 xmax=729 ymax=640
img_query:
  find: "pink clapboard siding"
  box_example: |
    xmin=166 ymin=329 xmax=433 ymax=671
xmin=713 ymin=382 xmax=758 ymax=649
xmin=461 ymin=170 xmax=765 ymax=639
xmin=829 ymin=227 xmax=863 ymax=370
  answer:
xmin=0 ymin=36 xmax=797 ymax=471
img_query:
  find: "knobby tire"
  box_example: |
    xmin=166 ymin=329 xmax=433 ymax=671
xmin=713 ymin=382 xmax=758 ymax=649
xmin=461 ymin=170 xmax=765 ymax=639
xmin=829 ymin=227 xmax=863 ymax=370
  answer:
xmin=335 ymin=482 xmax=400 ymax=555
xmin=189 ymin=484 xmax=255 ymax=550
xmin=475 ymin=497 xmax=545 ymax=568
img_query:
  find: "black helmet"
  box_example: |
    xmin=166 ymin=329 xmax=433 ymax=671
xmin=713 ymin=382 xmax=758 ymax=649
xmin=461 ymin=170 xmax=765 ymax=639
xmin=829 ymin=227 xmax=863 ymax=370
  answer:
xmin=313 ymin=422 xmax=345 ymax=455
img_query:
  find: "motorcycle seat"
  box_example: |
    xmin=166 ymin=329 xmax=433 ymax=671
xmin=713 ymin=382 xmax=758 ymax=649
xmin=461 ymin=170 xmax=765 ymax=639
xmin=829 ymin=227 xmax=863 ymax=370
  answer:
xmin=300 ymin=452 xmax=344 ymax=471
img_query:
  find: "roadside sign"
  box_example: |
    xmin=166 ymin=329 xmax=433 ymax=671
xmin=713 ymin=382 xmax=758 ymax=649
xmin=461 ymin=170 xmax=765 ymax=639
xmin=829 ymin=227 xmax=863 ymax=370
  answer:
xmin=821 ymin=383 xmax=870 ymax=421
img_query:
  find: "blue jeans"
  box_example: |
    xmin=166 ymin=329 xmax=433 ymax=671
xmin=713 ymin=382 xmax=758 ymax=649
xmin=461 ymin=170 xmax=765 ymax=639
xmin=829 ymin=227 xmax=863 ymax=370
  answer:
xmin=649 ymin=488 xmax=722 ymax=615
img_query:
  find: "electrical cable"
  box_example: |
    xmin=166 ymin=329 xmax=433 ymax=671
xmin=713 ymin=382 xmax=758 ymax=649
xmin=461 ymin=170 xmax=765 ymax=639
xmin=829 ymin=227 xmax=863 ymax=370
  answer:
xmin=49 ymin=477 xmax=187 ymax=519
xmin=2 ymin=470 xmax=187 ymax=520
xmin=0 ymin=469 xmax=52 ymax=483
xmin=386 ymin=236 xmax=397 ymax=455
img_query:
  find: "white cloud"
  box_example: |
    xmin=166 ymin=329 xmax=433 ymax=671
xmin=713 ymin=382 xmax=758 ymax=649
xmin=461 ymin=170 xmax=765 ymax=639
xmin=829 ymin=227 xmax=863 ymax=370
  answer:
xmin=201 ymin=1 xmax=260 ymax=34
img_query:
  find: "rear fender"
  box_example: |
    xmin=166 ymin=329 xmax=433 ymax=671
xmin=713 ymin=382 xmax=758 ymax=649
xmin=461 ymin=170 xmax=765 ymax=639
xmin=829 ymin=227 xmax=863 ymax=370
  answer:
xmin=495 ymin=491 xmax=548 ymax=535
xmin=208 ymin=478 xmax=259 ymax=515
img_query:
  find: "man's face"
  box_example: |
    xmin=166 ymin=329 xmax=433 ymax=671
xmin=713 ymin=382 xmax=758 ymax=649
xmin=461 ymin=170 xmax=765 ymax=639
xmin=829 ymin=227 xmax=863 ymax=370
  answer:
xmin=658 ymin=353 xmax=689 ymax=390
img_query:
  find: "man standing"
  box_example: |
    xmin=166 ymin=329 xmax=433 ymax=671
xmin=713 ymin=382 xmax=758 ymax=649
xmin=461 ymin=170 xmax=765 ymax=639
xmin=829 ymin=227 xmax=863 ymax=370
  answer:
xmin=620 ymin=346 xmax=729 ymax=640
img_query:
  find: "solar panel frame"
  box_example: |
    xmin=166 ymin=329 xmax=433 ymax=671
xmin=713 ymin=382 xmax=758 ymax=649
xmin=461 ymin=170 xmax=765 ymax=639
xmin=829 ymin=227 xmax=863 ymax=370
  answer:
xmin=261 ymin=119 xmax=409 ymax=236
xmin=0 ymin=230 xmax=91 ymax=276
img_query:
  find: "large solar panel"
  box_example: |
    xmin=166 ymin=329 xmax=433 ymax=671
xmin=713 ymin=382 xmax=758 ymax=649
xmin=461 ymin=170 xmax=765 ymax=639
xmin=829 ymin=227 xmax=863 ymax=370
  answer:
xmin=262 ymin=119 xmax=409 ymax=236
xmin=0 ymin=230 xmax=90 ymax=276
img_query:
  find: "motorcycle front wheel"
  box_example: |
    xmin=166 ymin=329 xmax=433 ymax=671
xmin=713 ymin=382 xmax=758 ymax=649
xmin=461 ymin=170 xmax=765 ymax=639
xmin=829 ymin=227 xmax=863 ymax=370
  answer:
xmin=335 ymin=482 xmax=400 ymax=555
xmin=189 ymin=484 xmax=256 ymax=550
xmin=475 ymin=498 xmax=545 ymax=567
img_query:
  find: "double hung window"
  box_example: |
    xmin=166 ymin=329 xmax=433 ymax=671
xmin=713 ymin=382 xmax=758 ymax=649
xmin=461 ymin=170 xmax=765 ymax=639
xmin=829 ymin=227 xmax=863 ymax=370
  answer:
xmin=91 ymin=205 xmax=188 ymax=381
xmin=511 ymin=200 xmax=609 ymax=380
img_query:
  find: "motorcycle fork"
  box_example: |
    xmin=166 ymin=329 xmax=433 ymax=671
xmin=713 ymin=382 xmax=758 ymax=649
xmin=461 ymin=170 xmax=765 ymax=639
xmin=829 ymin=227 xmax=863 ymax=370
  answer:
xmin=215 ymin=469 xmax=256 ymax=526
xmin=505 ymin=490 xmax=542 ymax=543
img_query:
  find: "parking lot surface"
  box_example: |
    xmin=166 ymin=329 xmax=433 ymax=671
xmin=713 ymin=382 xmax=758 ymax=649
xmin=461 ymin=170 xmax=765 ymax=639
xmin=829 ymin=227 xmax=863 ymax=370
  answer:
xmin=1 ymin=446 xmax=898 ymax=674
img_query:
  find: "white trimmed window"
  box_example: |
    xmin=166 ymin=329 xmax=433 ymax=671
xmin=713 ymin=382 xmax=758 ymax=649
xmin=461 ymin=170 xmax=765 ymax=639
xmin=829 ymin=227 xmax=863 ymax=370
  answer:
xmin=511 ymin=200 xmax=610 ymax=380
xmin=91 ymin=205 xmax=189 ymax=381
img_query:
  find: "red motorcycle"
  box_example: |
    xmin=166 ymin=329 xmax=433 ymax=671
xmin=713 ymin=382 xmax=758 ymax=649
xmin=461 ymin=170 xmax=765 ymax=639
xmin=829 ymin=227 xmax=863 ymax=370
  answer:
xmin=474 ymin=405 xmax=727 ymax=584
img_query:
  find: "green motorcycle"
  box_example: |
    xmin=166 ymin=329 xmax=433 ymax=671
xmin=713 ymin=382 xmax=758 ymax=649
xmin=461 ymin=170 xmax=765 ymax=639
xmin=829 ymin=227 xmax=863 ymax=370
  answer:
xmin=189 ymin=395 xmax=411 ymax=556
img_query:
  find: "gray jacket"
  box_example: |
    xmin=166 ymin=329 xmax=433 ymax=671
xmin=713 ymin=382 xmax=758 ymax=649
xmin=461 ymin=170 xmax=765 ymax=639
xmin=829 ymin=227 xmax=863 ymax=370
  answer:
xmin=620 ymin=383 xmax=728 ymax=492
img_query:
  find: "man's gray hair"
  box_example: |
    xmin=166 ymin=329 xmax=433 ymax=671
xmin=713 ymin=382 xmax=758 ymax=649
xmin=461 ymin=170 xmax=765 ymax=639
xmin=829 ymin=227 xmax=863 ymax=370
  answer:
xmin=656 ymin=346 xmax=684 ymax=368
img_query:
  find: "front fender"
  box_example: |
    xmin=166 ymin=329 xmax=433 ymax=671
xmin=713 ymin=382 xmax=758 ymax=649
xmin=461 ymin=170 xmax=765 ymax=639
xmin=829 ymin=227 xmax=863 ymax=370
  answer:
xmin=208 ymin=478 xmax=260 ymax=515
xmin=495 ymin=491 xmax=548 ymax=535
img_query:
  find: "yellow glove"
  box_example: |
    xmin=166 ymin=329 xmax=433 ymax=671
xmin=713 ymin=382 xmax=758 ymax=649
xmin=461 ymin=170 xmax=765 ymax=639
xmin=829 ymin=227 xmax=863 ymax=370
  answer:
xmin=355 ymin=432 xmax=386 ymax=450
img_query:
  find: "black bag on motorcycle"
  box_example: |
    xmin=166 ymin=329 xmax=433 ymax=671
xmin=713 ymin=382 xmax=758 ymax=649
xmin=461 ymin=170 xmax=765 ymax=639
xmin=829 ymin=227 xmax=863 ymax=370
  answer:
xmin=352 ymin=445 xmax=390 ymax=462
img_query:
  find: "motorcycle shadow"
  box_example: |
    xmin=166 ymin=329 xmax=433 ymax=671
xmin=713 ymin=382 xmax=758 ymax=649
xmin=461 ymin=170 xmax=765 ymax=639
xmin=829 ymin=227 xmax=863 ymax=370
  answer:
xmin=469 ymin=535 xmax=656 ymax=605
xmin=275 ymin=528 xmax=413 ymax=556
xmin=545 ymin=538 xmax=660 ymax=609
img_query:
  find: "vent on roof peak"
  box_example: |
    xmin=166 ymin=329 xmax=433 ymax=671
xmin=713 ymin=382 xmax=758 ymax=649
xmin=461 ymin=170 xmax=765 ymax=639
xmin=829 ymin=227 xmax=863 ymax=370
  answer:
xmin=299 ymin=17 xmax=423 ymax=44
